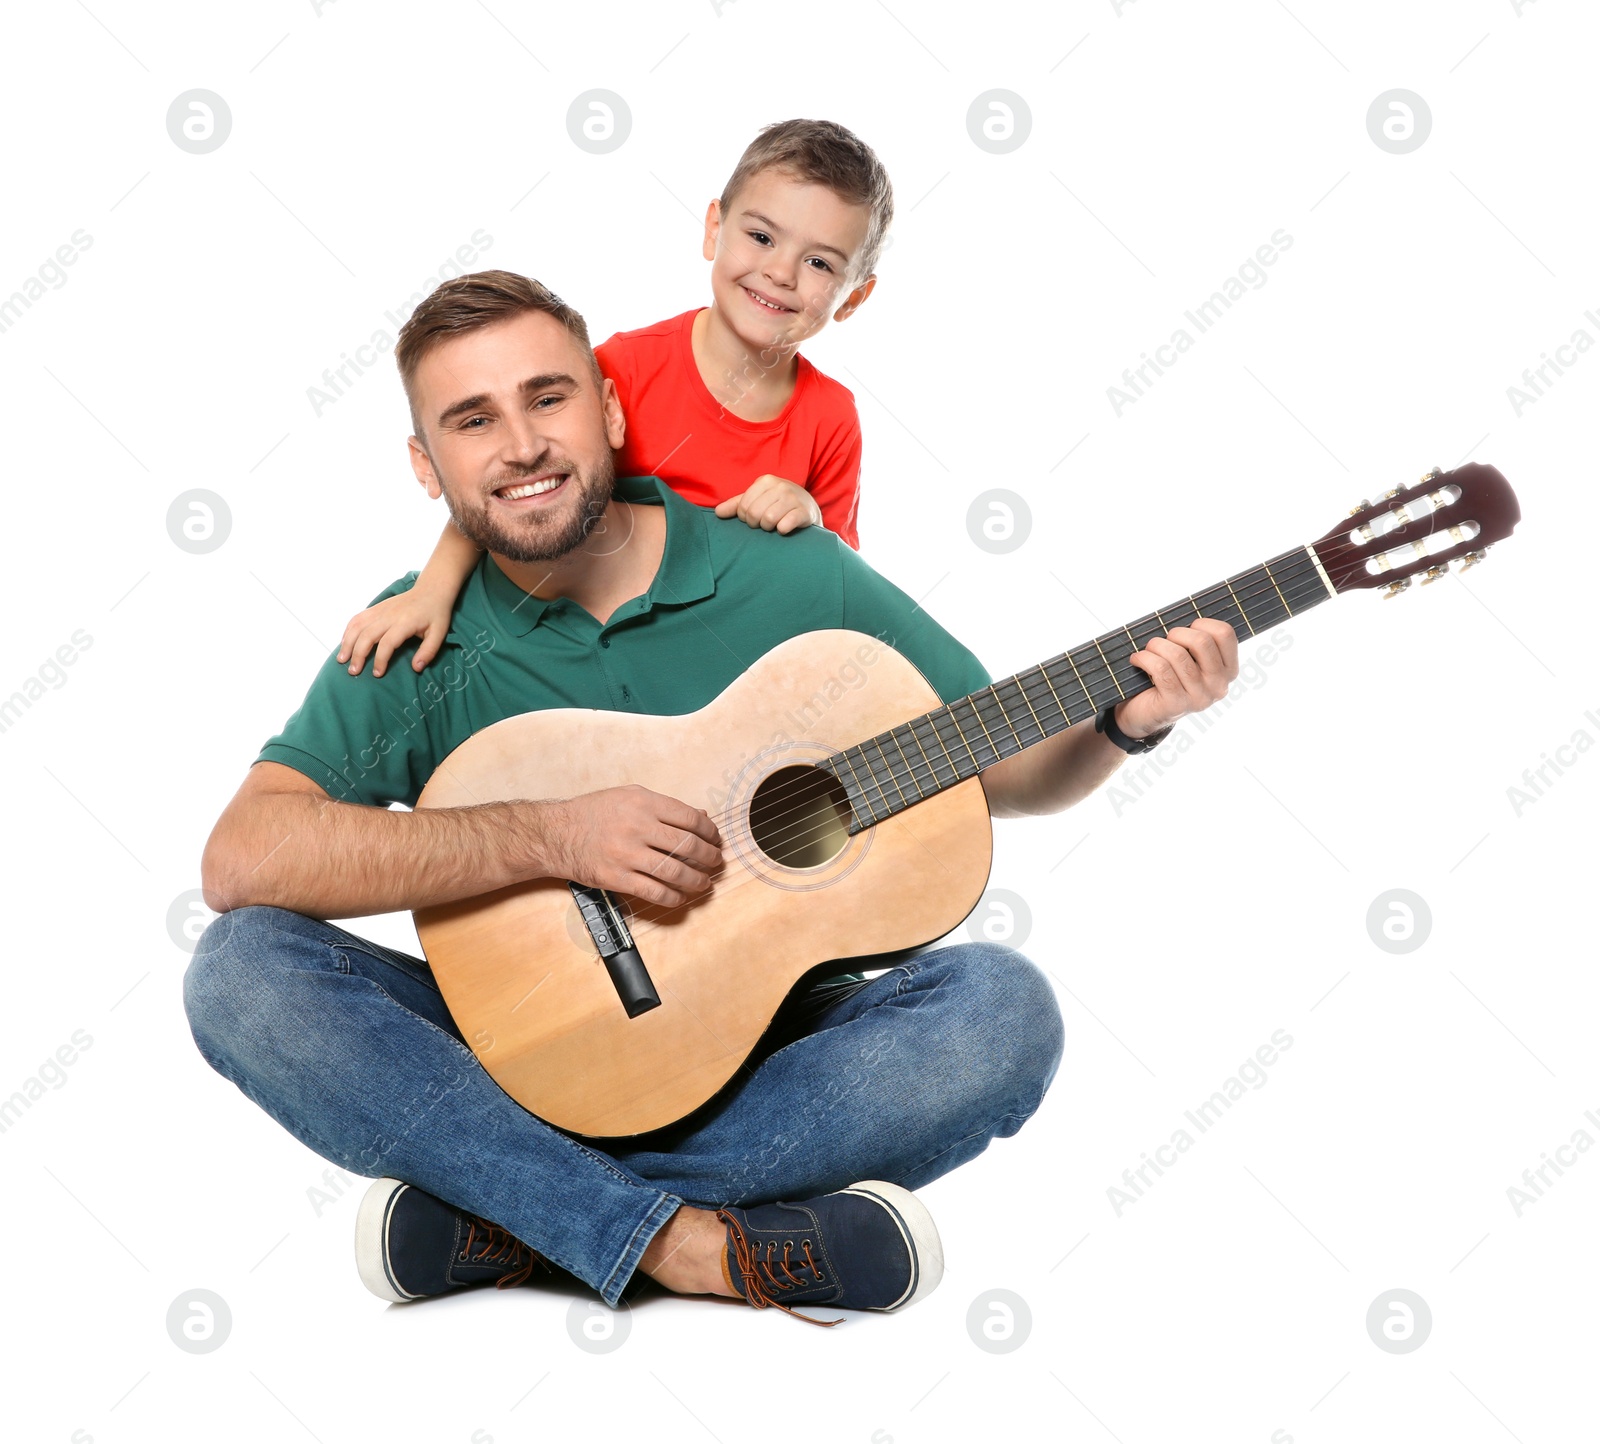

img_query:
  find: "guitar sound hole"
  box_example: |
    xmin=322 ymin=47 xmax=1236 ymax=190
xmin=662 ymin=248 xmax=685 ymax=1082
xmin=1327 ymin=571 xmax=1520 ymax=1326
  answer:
xmin=748 ymin=765 xmax=853 ymax=869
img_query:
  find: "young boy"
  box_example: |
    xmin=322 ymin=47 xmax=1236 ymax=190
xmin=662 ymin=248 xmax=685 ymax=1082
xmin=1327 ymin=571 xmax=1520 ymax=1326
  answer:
xmin=338 ymin=118 xmax=893 ymax=678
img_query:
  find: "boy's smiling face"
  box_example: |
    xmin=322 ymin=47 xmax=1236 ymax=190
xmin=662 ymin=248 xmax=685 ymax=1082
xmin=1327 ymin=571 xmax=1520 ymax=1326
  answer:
xmin=702 ymin=168 xmax=875 ymax=352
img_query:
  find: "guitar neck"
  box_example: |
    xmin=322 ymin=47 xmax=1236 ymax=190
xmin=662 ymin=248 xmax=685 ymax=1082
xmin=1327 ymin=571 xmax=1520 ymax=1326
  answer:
xmin=826 ymin=543 xmax=1337 ymax=831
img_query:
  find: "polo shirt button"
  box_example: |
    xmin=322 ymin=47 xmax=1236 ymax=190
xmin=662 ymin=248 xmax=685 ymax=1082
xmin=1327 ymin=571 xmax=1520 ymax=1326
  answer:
xmin=599 ymin=637 xmax=610 ymax=648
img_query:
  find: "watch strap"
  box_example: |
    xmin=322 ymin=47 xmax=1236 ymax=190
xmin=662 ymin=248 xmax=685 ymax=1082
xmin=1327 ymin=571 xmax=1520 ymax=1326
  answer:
xmin=1095 ymin=702 xmax=1173 ymax=755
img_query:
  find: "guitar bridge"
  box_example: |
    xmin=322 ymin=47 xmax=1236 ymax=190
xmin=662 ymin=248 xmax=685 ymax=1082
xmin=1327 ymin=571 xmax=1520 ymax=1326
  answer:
xmin=568 ymin=883 xmax=661 ymax=1019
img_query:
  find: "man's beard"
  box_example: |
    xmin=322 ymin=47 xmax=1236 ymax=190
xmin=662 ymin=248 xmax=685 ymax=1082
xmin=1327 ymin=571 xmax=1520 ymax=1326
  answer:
xmin=442 ymin=450 xmax=618 ymax=563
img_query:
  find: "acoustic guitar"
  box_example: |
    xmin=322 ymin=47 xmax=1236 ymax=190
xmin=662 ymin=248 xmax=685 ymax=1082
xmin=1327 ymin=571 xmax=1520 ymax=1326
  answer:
xmin=414 ymin=463 xmax=1520 ymax=1137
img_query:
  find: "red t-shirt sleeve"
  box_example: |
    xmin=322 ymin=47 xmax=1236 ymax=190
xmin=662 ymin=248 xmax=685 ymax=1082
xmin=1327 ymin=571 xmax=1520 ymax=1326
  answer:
xmin=807 ymin=398 xmax=863 ymax=550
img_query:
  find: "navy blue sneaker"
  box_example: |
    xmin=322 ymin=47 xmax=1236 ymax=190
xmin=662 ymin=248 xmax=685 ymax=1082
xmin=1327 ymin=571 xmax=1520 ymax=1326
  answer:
xmin=717 ymin=1180 xmax=943 ymax=1325
xmin=355 ymin=1179 xmax=548 ymax=1303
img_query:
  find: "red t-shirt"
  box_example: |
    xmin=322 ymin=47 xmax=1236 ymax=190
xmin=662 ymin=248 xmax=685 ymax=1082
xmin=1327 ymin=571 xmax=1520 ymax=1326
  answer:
xmin=595 ymin=308 xmax=863 ymax=549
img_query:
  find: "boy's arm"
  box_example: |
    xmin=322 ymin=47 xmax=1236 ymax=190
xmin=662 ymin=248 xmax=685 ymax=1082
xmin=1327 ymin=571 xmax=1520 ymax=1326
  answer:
xmin=338 ymin=520 xmax=482 ymax=677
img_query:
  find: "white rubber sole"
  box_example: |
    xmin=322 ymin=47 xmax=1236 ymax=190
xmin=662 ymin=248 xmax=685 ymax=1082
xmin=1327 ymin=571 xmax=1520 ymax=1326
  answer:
xmin=354 ymin=1177 xmax=419 ymax=1303
xmin=841 ymin=1180 xmax=945 ymax=1310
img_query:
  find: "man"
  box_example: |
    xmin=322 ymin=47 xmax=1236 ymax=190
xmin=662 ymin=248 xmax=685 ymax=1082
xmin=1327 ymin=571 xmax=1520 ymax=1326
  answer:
xmin=186 ymin=271 xmax=1239 ymax=1323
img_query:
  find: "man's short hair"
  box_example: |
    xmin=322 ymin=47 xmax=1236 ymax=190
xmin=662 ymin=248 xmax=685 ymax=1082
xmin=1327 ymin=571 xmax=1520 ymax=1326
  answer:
xmin=719 ymin=119 xmax=894 ymax=281
xmin=395 ymin=270 xmax=601 ymax=438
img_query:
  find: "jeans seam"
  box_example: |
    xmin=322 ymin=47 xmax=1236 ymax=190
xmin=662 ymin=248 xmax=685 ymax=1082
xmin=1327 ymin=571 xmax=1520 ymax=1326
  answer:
xmin=334 ymin=934 xmax=433 ymax=973
xmin=347 ymin=963 xmax=480 ymax=1059
xmin=325 ymin=940 xmax=352 ymax=976
xmin=891 ymin=962 xmax=923 ymax=998
xmin=599 ymin=1191 xmax=682 ymax=1308
xmin=902 ymin=1101 xmax=1042 ymax=1182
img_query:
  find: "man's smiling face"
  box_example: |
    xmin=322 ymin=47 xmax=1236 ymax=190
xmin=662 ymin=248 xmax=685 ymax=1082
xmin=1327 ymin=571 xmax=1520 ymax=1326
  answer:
xmin=407 ymin=309 xmax=626 ymax=563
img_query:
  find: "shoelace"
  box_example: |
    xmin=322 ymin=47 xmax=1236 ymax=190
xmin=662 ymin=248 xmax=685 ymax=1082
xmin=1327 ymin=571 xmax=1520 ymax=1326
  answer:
xmin=458 ymin=1215 xmax=550 ymax=1290
xmin=717 ymin=1210 xmax=841 ymax=1328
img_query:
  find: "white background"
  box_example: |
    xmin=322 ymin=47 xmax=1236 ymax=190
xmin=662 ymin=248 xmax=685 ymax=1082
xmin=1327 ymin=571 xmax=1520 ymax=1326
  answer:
xmin=2 ymin=1 xmax=1593 ymax=1440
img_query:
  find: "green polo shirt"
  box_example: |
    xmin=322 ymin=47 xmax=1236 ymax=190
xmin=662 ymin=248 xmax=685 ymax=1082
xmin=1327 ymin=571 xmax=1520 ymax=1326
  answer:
xmin=259 ymin=475 xmax=992 ymax=807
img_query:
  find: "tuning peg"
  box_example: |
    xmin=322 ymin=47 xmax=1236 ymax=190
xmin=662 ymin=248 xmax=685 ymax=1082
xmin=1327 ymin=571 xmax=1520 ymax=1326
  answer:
xmin=1419 ymin=564 xmax=1450 ymax=585
xmin=1457 ymin=548 xmax=1489 ymax=571
xmin=1382 ymin=577 xmax=1412 ymax=599
xmin=1381 ymin=486 xmax=1403 ymax=499
xmin=1419 ymin=466 xmax=1443 ymax=482
xmin=1348 ymin=497 xmax=1372 ymax=516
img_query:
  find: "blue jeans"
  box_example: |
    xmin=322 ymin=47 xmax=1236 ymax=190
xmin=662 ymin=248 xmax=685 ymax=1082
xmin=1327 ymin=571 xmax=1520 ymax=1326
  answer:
xmin=183 ymin=905 xmax=1064 ymax=1306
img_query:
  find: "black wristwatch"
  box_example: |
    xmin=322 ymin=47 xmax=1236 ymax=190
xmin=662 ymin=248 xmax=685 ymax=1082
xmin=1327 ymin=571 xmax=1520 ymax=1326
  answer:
xmin=1095 ymin=701 xmax=1173 ymax=755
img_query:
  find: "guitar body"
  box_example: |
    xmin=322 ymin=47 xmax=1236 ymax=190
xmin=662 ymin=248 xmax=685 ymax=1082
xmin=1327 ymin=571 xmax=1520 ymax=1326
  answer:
xmin=414 ymin=630 xmax=994 ymax=1138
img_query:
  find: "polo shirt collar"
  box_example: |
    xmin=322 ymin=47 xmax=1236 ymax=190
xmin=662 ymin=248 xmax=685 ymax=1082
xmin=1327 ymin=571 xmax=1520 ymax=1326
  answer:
xmin=482 ymin=475 xmax=715 ymax=636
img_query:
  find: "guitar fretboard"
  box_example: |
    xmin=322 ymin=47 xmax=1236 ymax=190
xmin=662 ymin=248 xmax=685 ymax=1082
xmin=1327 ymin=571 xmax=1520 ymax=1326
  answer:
xmin=824 ymin=545 xmax=1334 ymax=831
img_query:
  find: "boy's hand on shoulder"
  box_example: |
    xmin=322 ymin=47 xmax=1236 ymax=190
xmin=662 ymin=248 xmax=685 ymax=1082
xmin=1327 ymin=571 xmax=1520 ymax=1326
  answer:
xmin=337 ymin=586 xmax=453 ymax=679
xmin=714 ymin=475 xmax=823 ymax=536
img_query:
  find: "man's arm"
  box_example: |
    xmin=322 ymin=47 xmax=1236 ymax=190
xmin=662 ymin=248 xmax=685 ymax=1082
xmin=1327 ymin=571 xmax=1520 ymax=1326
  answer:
xmin=834 ymin=544 xmax=1238 ymax=818
xmin=200 ymin=761 xmax=723 ymax=920
xmin=981 ymin=620 xmax=1239 ymax=818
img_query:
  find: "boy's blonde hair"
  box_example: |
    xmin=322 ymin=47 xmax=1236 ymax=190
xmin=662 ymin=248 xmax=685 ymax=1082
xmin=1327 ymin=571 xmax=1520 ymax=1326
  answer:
xmin=719 ymin=119 xmax=894 ymax=280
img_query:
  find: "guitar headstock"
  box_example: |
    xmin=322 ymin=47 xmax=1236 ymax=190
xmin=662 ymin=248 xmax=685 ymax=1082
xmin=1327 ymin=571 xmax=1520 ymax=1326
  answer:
xmin=1313 ymin=463 xmax=1520 ymax=597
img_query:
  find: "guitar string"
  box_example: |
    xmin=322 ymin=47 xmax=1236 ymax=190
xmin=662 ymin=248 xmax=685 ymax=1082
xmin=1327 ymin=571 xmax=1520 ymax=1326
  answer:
xmin=624 ymin=566 xmax=1337 ymax=896
xmin=597 ymin=513 xmax=1487 ymax=937
xmin=605 ymin=518 xmax=1447 ymax=902
xmin=638 ymin=527 xmax=1455 ymax=889
xmin=698 ymin=560 xmax=1336 ymax=839
xmin=686 ymin=563 xmax=1336 ymax=860
xmin=554 ymin=516 xmax=1484 ymax=973
xmin=608 ymin=532 xmax=1469 ymax=943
